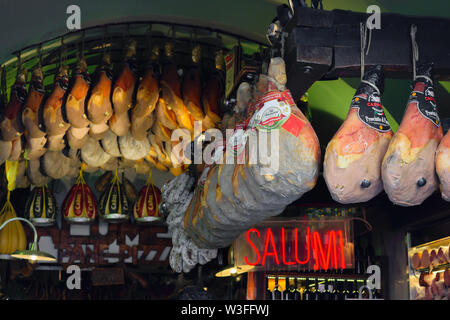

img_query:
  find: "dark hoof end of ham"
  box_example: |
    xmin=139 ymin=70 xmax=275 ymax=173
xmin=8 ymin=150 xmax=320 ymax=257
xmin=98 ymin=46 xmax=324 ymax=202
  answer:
xmin=417 ymin=178 xmax=427 ymax=187
xmin=360 ymin=179 xmax=371 ymax=188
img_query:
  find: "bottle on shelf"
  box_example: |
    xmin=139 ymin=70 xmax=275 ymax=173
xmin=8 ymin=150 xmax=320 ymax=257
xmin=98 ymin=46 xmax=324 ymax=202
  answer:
xmin=294 ymin=278 xmax=302 ymax=301
xmin=335 ymin=279 xmax=345 ymax=300
xmin=315 ymin=278 xmax=323 ymax=301
xmin=265 ymin=276 xmax=272 ymax=300
xmin=303 ymin=278 xmax=312 ymax=301
xmin=284 ymin=277 xmax=296 ymax=300
xmin=272 ymin=276 xmax=283 ymax=300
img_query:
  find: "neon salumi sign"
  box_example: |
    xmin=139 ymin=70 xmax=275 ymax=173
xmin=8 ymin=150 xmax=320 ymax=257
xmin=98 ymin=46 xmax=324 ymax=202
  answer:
xmin=233 ymin=218 xmax=354 ymax=271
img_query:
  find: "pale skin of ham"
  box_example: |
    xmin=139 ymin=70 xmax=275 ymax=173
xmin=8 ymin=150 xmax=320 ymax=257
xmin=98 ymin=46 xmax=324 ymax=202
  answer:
xmin=324 ymin=102 xmax=393 ymax=204
xmin=67 ymin=126 xmax=90 ymax=149
xmin=382 ymin=84 xmax=443 ymax=206
xmin=436 ymin=130 xmax=450 ymax=201
xmin=26 ymin=159 xmax=50 ymax=187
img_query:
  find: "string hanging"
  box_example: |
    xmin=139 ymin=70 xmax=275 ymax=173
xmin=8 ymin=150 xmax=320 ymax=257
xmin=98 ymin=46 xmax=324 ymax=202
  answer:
xmin=410 ymin=24 xmax=419 ymax=80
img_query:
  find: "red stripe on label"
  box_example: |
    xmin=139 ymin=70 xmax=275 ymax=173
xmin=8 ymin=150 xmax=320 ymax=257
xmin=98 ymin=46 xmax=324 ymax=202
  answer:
xmin=281 ymin=114 xmax=305 ymax=137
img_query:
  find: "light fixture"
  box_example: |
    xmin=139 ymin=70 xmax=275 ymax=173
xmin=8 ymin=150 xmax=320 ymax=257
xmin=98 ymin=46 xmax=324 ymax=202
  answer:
xmin=0 ymin=217 xmax=56 ymax=263
xmin=215 ymin=245 xmax=254 ymax=277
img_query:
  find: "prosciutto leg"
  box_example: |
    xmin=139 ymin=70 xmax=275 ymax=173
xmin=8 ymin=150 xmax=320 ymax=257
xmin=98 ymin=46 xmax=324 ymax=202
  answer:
xmin=382 ymin=63 xmax=443 ymax=206
xmin=324 ymin=65 xmax=393 ymax=204
xmin=436 ymin=129 xmax=450 ymax=201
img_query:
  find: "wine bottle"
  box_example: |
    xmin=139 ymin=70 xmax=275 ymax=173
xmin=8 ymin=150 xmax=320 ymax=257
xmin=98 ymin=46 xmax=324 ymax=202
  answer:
xmin=351 ymin=280 xmax=359 ymax=299
xmin=284 ymin=277 xmax=296 ymax=300
xmin=335 ymin=279 xmax=345 ymax=300
xmin=273 ymin=276 xmax=283 ymax=300
xmin=303 ymin=278 xmax=311 ymax=301
xmin=294 ymin=278 xmax=302 ymax=301
xmin=265 ymin=277 xmax=272 ymax=300
xmin=315 ymin=278 xmax=324 ymax=301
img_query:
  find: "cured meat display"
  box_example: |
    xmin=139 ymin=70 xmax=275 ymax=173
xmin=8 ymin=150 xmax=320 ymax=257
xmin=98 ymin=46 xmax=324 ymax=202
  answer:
xmin=164 ymin=57 xmax=320 ymax=251
xmin=382 ymin=63 xmax=443 ymax=206
xmin=436 ymin=128 xmax=450 ymax=201
xmin=324 ymin=65 xmax=393 ymax=204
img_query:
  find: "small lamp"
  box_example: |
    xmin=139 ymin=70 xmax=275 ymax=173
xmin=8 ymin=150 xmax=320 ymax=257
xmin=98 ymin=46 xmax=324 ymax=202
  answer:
xmin=0 ymin=217 xmax=56 ymax=262
xmin=215 ymin=245 xmax=254 ymax=278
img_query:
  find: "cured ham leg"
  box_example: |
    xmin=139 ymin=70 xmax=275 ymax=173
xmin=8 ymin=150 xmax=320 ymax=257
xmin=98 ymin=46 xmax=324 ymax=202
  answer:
xmin=64 ymin=58 xmax=90 ymax=148
xmin=130 ymin=46 xmax=160 ymax=141
xmin=382 ymin=63 xmax=443 ymax=206
xmin=87 ymin=54 xmax=113 ymax=139
xmin=324 ymin=65 xmax=393 ymax=204
xmin=1 ymin=70 xmax=27 ymax=141
xmin=22 ymin=67 xmax=46 ymax=160
xmin=180 ymin=57 xmax=320 ymax=249
xmin=436 ymin=129 xmax=450 ymax=201
xmin=201 ymin=50 xmax=224 ymax=127
xmin=161 ymin=42 xmax=193 ymax=132
xmin=110 ymin=40 xmax=137 ymax=137
xmin=43 ymin=66 xmax=71 ymax=151
xmin=182 ymin=45 xmax=204 ymax=122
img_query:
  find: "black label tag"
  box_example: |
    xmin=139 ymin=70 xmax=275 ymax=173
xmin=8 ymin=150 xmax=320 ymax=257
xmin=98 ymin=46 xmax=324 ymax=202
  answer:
xmin=410 ymin=82 xmax=440 ymax=127
xmin=102 ymin=66 xmax=113 ymax=81
xmin=58 ymin=75 xmax=69 ymax=91
xmin=351 ymin=93 xmax=391 ymax=132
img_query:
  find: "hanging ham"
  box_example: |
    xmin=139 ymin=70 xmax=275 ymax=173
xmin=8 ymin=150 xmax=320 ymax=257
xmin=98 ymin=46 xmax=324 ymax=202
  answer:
xmin=130 ymin=46 xmax=160 ymax=141
xmin=22 ymin=66 xmax=47 ymax=160
xmin=161 ymin=42 xmax=193 ymax=132
xmin=324 ymin=65 xmax=393 ymax=204
xmin=436 ymin=129 xmax=450 ymax=201
xmin=87 ymin=54 xmax=113 ymax=140
xmin=110 ymin=40 xmax=137 ymax=137
xmin=382 ymin=63 xmax=443 ymax=206
xmin=43 ymin=65 xmax=71 ymax=151
xmin=0 ymin=70 xmax=26 ymax=141
xmin=182 ymin=45 xmax=205 ymax=122
xmin=201 ymin=50 xmax=224 ymax=128
xmin=64 ymin=58 xmax=91 ymax=149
